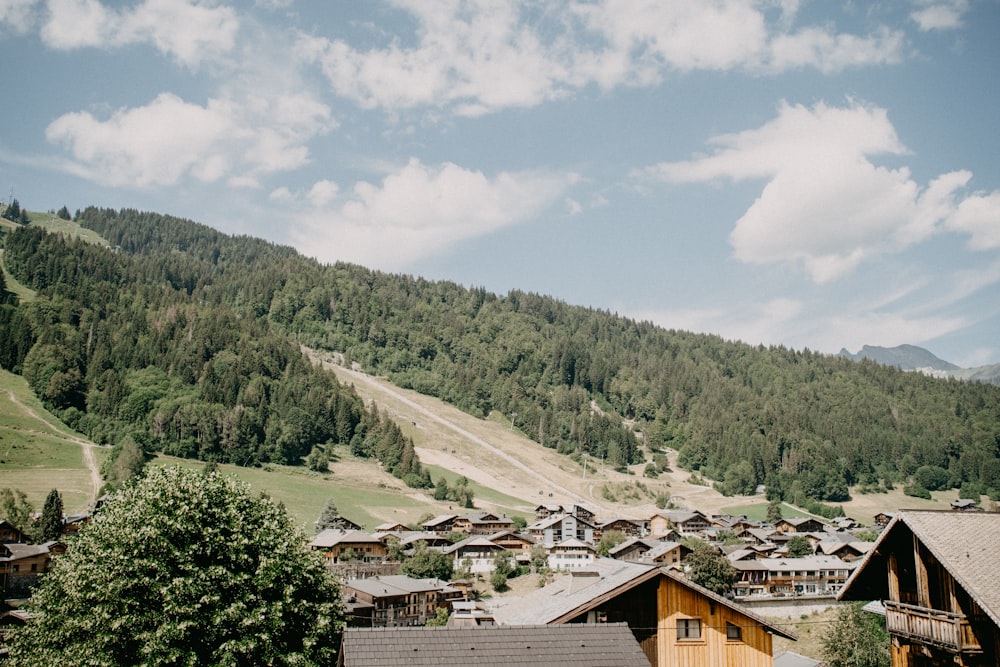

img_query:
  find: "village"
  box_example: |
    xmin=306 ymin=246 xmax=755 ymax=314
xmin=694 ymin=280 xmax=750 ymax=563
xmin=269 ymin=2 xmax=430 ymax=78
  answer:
xmin=1 ymin=489 xmax=998 ymax=665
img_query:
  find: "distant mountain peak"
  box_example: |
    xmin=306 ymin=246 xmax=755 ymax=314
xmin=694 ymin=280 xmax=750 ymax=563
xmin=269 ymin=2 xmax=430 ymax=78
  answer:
xmin=838 ymin=344 xmax=959 ymax=372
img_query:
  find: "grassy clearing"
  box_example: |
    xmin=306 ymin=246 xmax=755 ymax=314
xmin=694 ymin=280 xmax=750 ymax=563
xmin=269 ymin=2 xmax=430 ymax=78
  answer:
xmin=421 ymin=463 xmax=529 ymax=520
xmin=29 ymin=211 xmax=109 ymax=246
xmin=0 ymin=370 xmax=106 ymax=513
xmin=720 ymin=502 xmax=812 ymax=521
xmin=147 ymin=450 xmax=444 ymax=533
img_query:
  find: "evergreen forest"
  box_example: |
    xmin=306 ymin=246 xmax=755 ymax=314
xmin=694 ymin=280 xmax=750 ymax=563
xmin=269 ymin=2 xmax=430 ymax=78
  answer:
xmin=2 ymin=207 xmax=999 ymax=505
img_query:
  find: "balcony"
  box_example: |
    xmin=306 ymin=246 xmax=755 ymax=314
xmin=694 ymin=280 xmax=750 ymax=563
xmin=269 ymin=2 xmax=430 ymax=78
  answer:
xmin=884 ymin=600 xmax=982 ymax=653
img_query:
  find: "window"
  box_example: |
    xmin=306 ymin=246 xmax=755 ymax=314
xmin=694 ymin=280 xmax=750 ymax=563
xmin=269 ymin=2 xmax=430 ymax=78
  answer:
xmin=726 ymin=622 xmax=742 ymax=641
xmin=676 ymin=618 xmax=701 ymax=640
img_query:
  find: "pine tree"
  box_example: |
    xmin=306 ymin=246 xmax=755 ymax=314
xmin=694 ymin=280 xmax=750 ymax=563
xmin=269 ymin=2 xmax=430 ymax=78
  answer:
xmin=38 ymin=489 xmax=64 ymax=543
xmin=315 ymin=498 xmax=341 ymax=532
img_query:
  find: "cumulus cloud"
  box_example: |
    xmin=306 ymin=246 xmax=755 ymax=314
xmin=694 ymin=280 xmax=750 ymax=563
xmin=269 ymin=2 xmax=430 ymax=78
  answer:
xmin=0 ymin=0 xmax=39 ymax=33
xmin=41 ymin=0 xmax=239 ymax=67
xmin=910 ymin=0 xmax=969 ymax=31
xmin=304 ymin=0 xmax=906 ymax=115
xmin=45 ymin=88 xmax=332 ymax=188
xmin=640 ymin=100 xmax=1000 ymax=283
xmin=284 ymin=159 xmax=578 ymax=269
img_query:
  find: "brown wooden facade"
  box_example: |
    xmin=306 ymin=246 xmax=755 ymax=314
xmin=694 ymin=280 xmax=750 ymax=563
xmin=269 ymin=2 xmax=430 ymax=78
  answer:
xmin=554 ymin=569 xmax=793 ymax=667
xmin=840 ymin=511 xmax=1000 ymax=667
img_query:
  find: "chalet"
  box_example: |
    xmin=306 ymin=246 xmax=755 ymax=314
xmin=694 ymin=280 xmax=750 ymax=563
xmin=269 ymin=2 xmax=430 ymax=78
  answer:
xmin=446 ymin=600 xmax=496 ymax=627
xmin=527 ymin=512 xmax=596 ymax=546
xmin=874 ymin=512 xmax=895 ymax=528
xmin=731 ymin=555 xmax=856 ymax=599
xmin=568 ymin=503 xmax=597 ymax=523
xmin=420 ymin=514 xmax=458 ymax=534
xmin=451 ymin=512 xmax=514 ymax=535
xmin=816 ymin=539 xmax=874 ymax=562
xmin=308 ymin=530 xmax=387 ymax=563
xmin=371 ymin=521 xmax=411 ymax=534
xmin=548 ymin=538 xmax=596 ymax=571
xmin=951 ymin=498 xmax=981 ymax=511
xmin=337 ymin=623 xmax=651 ymax=667
xmin=609 ymin=537 xmax=662 ymax=562
xmin=489 ymin=558 xmax=796 ymax=667
xmin=394 ymin=532 xmax=454 ymax=550
xmin=485 ymin=530 xmax=535 ymax=556
xmin=534 ymin=503 xmax=564 ymax=520
xmin=839 ymin=510 xmax=1000 ymax=666
xmin=0 ymin=541 xmax=65 ymax=595
xmin=640 ymin=541 xmax=691 ymax=568
xmin=598 ymin=518 xmax=644 ymax=538
xmin=443 ymin=536 xmax=505 ymax=574
xmin=774 ymin=517 xmax=825 ymax=534
xmin=316 ymin=516 xmax=363 ymax=532
xmin=648 ymin=510 xmax=711 ymax=535
xmin=0 ymin=521 xmax=24 ymax=544
xmin=342 ymin=575 xmax=463 ymax=628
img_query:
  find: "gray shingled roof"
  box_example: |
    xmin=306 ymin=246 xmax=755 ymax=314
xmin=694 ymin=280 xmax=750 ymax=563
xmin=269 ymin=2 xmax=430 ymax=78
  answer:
xmin=840 ymin=510 xmax=1000 ymax=628
xmin=338 ymin=623 xmax=651 ymax=667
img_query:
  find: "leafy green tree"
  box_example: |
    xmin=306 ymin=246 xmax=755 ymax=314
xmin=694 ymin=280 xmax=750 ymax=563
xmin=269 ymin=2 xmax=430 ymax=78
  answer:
xmin=820 ymin=603 xmax=890 ymax=667
xmin=433 ymin=477 xmax=449 ymax=501
xmin=511 ymin=515 xmax=527 ymax=531
xmin=914 ymin=465 xmax=950 ymax=491
xmin=491 ymin=551 xmax=515 ymax=592
xmin=5 ymin=466 xmax=343 ymax=666
xmin=684 ymin=542 xmax=736 ymax=596
xmin=0 ymin=488 xmax=33 ymax=536
xmin=99 ymin=435 xmax=147 ymax=492
xmin=401 ymin=541 xmax=453 ymax=581
xmin=38 ymin=489 xmax=64 ymax=543
xmin=425 ymin=607 xmax=450 ymax=626
xmin=306 ymin=446 xmax=330 ymax=473
xmin=786 ymin=535 xmax=813 ymax=557
xmin=596 ymin=529 xmax=627 ymax=556
xmin=766 ymin=499 xmax=783 ymax=524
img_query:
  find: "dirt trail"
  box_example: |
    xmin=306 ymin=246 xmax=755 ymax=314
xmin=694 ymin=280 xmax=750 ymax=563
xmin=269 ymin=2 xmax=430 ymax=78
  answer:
xmin=6 ymin=390 xmax=102 ymax=501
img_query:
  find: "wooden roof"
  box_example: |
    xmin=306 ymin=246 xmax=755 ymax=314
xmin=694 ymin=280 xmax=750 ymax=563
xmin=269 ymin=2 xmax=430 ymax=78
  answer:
xmin=840 ymin=510 xmax=1000 ymax=628
xmin=338 ymin=623 xmax=651 ymax=667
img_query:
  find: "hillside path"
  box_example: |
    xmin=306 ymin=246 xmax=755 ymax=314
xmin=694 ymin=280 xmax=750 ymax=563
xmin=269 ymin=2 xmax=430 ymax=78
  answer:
xmin=6 ymin=390 xmax=102 ymax=501
xmin=331 ymin=365 xmax=592 ymax=508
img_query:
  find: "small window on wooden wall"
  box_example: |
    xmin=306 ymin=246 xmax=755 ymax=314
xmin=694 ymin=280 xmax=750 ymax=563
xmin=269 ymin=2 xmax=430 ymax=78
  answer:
xmin=676 ymin=617 xmax=702 ymax=640
xmin=726 ymin=622 xmax=743 ymax=641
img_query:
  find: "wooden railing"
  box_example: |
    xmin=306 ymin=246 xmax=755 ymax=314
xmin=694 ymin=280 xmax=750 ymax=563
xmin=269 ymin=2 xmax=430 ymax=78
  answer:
xmin=884 ymin=600 xmax=981 ymax=653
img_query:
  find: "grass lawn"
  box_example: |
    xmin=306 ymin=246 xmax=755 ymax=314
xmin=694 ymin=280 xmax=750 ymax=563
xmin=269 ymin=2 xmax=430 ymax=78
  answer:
xmin=721 ymin=502 xmax=813 ymax=522
xmin=422 ymin=463 xmax=530 ymax=521
xmin=147 ymin=453 xmax=443 ymax=533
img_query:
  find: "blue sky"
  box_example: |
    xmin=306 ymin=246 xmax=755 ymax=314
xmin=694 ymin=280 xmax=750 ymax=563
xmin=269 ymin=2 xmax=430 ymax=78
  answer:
xmin=2 ymin=0 xmax=999 ymax=367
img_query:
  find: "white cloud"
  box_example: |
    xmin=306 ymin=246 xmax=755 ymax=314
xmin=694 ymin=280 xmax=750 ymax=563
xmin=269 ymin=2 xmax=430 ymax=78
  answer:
xmin=910 ymin=0 xmax=969 ymax=31
xmin=41 ymin=0 xmax=239 ymax=67
xmin=304 ymin=0 xmax=906 ymax=115
xmin=0 ymin=0 xmax=39 ymax=33
xmin=285 ymin=159 xmax=578 ymax=269
xmin=641 ymin=100 xmax=996 ymax=283
xmin=45 ymin=88 xmax=332 ymax=188
xmin=945 ymin=191 xmax=1000 ymax=250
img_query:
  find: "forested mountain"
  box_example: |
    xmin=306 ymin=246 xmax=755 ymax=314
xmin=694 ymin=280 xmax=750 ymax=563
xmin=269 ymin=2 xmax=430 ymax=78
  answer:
xmin=3 ymin=207 xmax=999 ymax=507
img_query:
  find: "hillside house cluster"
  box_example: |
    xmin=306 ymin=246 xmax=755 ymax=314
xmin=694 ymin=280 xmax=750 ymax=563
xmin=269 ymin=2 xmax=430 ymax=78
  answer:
xmin=318 ymin=503 xmax=879 ymax=631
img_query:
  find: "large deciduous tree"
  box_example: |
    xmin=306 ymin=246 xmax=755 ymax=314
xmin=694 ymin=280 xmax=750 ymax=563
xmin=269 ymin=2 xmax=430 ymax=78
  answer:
xmin=821 ymin=603 xmax=890 ymax=667
xmin=6 ymin=466 xmax=343 ymax=666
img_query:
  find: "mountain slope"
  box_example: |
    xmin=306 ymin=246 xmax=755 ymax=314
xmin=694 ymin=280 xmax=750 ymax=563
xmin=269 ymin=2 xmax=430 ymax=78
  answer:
xmin=838 ymin=344 xmax=959 ymax=371
xmin=3 ymin=207 xmax=999 ymax=508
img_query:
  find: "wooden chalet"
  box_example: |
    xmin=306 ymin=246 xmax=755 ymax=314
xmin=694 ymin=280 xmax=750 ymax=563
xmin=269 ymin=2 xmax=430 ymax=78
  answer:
xmin=0 ymin=521 xmax=24 ymax=544
xmin=840 ymin=510 xmax=1000 ymax=666
xmin=534 ymin=503 xmax=565 ymax=520
xmin=308 ymin=530 xmax=387 ymax=563
xmin=648 ymin=510 xmax=711 ymax=536
xmin=443 ymin=536 xmax=505 ymax=574
xmin=420 ymin=514 xmax=458 ymax=534
xmin=0 ymin=541 xmax=65 ymax=595
xmin=598 ymin=518 xmax=644 ymax=539
xmin=342 ymin=575 xmax=463 ymax=628
xmin=451 ymin=512 xmax=514 ymax=535
xmin=774 ymin=517 xmax=825 ymax=534
xmin=489 ymin=558 xmax=796 ymax=667
xmin=486 ymin=530 xmax=536 ymax=555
